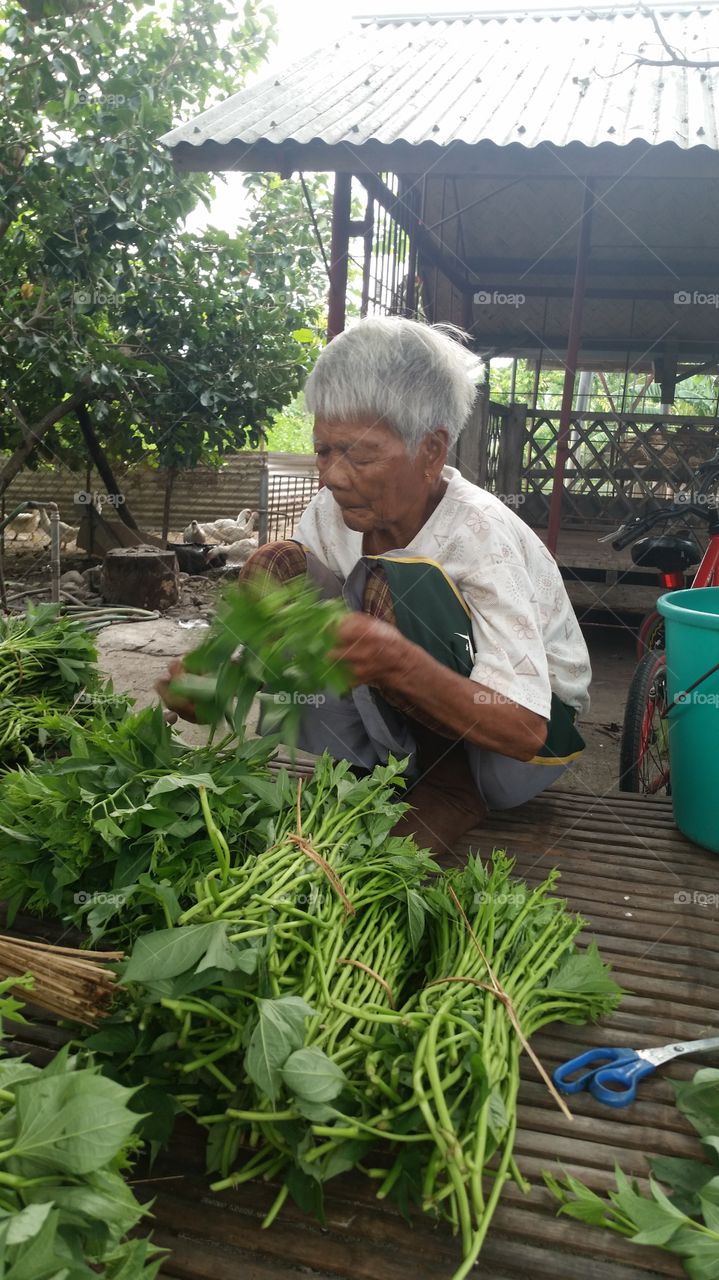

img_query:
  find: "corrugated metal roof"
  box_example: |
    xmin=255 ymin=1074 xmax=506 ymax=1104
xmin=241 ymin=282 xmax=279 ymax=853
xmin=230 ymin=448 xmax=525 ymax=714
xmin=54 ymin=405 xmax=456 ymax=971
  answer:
xmin=161 ymin=7 xmax=719 ymax=156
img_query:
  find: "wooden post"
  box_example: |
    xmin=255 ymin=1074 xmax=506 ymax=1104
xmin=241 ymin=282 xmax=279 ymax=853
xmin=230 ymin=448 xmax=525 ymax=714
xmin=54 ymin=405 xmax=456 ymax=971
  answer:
xmin=327 ymin=172 xmax=352 ymax=342
xmin=456 ymin=385 xmax=488 ymax=487
xmin=496 ymin=403 xmax=527 ymax=501
xmin=161 ymin=468 xmax=176 ymax=548
xmin=546 ymin=182 xmax=594 ymax=554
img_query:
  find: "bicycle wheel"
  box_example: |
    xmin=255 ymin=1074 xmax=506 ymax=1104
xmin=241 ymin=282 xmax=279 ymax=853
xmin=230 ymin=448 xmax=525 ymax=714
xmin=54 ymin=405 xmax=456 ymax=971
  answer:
xmin=636 ymin=609 xmax=664 ymax=659
xmin=619 ymin=651 xmax=671 ymax=795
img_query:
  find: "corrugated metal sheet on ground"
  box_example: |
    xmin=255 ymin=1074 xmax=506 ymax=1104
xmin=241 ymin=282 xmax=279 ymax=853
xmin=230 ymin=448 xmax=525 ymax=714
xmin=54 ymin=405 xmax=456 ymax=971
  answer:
xmin=2 ymin=453 xmax=314 ymax=533
xmin=161 ymin=7 xmax=719 ymax=155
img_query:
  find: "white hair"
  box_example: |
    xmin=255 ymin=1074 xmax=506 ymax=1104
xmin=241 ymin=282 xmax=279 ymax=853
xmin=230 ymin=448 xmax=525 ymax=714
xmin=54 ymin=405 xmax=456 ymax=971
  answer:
xmin=304 ymin=316 xmax=480 ymax=452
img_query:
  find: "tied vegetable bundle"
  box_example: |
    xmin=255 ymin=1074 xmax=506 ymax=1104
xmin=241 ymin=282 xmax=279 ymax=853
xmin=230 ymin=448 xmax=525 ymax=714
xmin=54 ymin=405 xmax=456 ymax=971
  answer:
xmin=88 ymin=758 xmax=621 ymax=1279
xmin=0 ymin=976 xmax=161 ymax=1279
xmin=0 ymin=705 xmax=277 ymax=943
xmin=0 ymin=603 xmax=126 ymax=768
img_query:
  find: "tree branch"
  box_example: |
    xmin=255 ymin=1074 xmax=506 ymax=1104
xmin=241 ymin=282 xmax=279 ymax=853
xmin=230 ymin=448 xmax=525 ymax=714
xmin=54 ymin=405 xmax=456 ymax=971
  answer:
xmin=0 ymin=388 xmax=97 ymax=496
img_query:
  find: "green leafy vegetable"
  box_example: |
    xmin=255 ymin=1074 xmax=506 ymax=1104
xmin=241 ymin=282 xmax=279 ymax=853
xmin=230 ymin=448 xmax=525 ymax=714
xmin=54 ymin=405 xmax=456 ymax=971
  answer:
xmin=545 ymin=1067 xmax=719 ymax=1279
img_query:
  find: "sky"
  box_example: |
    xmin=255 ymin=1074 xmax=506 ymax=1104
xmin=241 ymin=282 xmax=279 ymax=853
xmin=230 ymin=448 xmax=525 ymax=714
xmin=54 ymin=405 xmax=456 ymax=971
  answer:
xmin=191 ymin=0 xmax=632 ymax=232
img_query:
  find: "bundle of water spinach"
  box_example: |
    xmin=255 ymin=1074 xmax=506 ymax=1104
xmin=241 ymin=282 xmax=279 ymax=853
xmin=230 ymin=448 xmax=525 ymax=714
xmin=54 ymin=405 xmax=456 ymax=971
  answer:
xmin=89 ymin=763 xmax=621 ymax=1279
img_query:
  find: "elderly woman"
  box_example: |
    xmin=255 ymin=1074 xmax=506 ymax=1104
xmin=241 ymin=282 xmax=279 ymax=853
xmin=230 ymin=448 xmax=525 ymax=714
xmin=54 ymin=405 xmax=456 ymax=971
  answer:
xmin=161 ymin=318 xmax=591 ymax=859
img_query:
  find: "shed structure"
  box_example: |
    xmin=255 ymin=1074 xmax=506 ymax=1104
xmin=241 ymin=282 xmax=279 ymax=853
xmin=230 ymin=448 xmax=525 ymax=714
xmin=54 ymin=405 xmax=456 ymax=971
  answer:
xmin=161 ymin=4 xmax=719 ymax=568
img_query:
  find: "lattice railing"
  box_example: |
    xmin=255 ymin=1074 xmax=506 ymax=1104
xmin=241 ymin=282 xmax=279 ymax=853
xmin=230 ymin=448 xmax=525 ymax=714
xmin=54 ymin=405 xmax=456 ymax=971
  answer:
xmin=521 ymin=412 xmax=719 ymax=526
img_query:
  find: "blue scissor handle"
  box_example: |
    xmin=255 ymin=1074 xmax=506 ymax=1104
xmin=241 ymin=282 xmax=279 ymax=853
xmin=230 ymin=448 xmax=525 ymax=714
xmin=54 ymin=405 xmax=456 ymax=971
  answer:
xmin=553 ymin=1047 xmax=642 ymax=1095
xmin=589 ymin=1054 xmax=657 ymax=1108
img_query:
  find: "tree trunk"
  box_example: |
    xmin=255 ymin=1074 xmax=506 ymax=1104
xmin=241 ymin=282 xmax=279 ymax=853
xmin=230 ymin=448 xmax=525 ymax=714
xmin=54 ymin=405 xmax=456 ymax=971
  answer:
xmin=161 ymin=468 xmax=176 ymax=547
xmin=0 ymin=389 xmax=90 ymax=497
xmin=76 ymin=404 xmax=141 ymax=533
xmin=101 ymin=546 xmax=179 ymax=611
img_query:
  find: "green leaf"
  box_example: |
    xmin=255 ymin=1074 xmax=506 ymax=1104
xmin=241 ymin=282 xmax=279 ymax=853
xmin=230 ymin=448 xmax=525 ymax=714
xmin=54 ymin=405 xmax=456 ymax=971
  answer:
xmin=281 ymin=1048 xmax=346 ymax=1104
xmin=245 ymin=997 xmax=315 ymax=1102
xmin=11 ymin=1070 xmax=139 ymax=1175
xmin=405 ymin=888 xmax=425 ymax=953
xmin=123 ymin=923 xmax=219 ymax=982
xmin=6 ymin=1202 xmax=53 ymax=1246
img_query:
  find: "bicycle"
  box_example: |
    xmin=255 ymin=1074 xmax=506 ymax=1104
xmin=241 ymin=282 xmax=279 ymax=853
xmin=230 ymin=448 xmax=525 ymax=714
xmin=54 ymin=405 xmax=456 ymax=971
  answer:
xmin=598 ymin=449 xmax=719 ymax=795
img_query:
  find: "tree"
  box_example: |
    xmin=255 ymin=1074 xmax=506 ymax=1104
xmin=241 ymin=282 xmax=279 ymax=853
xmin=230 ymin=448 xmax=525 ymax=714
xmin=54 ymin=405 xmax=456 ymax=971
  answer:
xmin=0 ymin=0 xmax=330 ymax=497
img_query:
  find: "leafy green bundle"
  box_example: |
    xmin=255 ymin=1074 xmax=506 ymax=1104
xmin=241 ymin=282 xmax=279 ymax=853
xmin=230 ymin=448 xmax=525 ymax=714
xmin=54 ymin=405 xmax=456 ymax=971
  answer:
xmin=86 ymin=773 xmax=621 ymax=1278
xmin=169 ymin=576 xmax=351 ymax=740
xmin=0 ymin=604 xmax=115 ymax=767
xmin=0 ymin=705 xmax=276 ymax=942
xmin=0 ymin=976 xmax=161 ymax=1279
xmin=546 ymin=1067 xmax=719 ymax=1280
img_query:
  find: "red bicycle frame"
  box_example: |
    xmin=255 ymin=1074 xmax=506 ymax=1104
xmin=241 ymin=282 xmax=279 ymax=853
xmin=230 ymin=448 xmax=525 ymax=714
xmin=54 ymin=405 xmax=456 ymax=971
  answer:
xmin=655 ymin=526 xmax=719 ymax=594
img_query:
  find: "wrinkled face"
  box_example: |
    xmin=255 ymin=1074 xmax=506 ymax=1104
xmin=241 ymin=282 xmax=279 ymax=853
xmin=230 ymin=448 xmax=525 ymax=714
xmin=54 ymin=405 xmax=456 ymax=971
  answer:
xmin=313 ymin=416 xmax=429 ymax=533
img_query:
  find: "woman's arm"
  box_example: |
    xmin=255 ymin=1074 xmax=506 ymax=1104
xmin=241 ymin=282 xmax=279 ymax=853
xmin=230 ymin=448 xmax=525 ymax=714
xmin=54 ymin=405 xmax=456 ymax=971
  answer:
xmin=331 ymin=614 xmax=548 ymax=761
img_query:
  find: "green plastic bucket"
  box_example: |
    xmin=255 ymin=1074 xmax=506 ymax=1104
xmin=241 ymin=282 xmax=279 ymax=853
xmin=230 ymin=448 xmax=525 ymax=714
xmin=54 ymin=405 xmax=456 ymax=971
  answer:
xmin=657 ymin=587 xmax=719 ymax=852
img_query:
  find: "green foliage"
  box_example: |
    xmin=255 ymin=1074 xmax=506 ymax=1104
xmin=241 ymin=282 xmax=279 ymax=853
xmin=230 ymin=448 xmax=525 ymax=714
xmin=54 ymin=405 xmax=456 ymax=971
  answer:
xmin=84 ymin=834 xmax=619 ymax=1279
xmin=0 ymin=704 xmax=277 ymax=941
xmin=545 ymin=1067 xmax=719 ymax=1279
xmin=171 ymin=576 xmax=351 ymax=741
xmin=265 ymin=391 xmax=314 ymax=454
xmin=490 ymin=360 xmax=719 ymax=416
xmin=0 ymin=0 xmax=330 ymax=477
xmin=0 ymin=603 xmax=131 ymax=768
xmin=0 ymin=1034 xmax=161 ymax=1277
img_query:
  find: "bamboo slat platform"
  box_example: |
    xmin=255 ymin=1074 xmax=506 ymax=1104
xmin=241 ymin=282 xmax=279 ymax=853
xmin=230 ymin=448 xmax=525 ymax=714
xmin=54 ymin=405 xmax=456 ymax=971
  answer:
xmin=6 ymin=788 xmax=717 ymax=1278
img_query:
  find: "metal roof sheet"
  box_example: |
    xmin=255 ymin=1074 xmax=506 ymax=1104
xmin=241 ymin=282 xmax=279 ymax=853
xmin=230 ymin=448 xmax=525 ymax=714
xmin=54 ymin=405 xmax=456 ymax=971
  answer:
xmin=161 ymin=6 xmax=719 ymax=156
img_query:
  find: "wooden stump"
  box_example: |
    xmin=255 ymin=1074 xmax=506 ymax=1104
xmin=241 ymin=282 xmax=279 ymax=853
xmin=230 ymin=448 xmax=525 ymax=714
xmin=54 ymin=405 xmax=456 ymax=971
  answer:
xmin=100 ymin=545 xmax=179 ymax=611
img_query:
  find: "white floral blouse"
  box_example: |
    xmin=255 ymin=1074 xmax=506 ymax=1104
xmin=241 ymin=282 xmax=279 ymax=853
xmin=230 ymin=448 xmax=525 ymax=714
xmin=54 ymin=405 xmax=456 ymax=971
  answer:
xmin=294 ymin=466 xmax=592 ymax=720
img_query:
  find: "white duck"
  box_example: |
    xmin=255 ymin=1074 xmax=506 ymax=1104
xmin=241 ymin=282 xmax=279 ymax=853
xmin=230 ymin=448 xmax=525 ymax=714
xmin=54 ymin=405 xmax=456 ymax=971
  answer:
xmin=183 ymin=510 xmax=258 ymax=545
xmin=38 ymin=507 xmax=79 ymax=550
xmin=207 ymin=535 xmax=258 ymax=567
xmin=3 ymin=509 xmax=40 ymax=541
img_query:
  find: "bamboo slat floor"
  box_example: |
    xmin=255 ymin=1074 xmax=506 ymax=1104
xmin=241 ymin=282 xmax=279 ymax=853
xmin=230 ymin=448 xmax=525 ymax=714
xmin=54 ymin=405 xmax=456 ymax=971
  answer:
xmin=6 ymin=787 xmax=717 ymax=1278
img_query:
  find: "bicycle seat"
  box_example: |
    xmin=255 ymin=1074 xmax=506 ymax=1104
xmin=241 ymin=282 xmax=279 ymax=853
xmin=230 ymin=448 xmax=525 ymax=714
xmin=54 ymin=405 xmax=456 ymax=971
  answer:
xmin=630 ymin=534 xmax=700 ymax=573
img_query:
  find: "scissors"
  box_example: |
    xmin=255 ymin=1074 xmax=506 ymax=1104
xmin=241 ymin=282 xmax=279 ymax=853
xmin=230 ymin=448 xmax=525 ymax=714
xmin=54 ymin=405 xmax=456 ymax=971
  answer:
xmin=553 ymin=1034 xmax=719 ymax=1108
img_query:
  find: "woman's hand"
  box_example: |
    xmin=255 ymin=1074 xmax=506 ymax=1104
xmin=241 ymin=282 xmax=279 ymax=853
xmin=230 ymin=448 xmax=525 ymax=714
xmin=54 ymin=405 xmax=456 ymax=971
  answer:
xmin=330 ymin=613 xmax=411 ymax=688
xmin=155 ymin=658 xmax=199 ymax=723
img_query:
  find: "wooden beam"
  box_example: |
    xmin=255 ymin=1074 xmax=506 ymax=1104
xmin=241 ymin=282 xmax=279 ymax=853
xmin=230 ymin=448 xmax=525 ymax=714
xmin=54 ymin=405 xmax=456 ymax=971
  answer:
xmin=356 ymin=171 xmax=474 ymax=297
xmin=546 ymin=183 xmax=594 ymax=555
xmin=327 ymin=172 xmax=352 ymax=342
xmin=168 ymin=138 xmax=719 ymax=182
